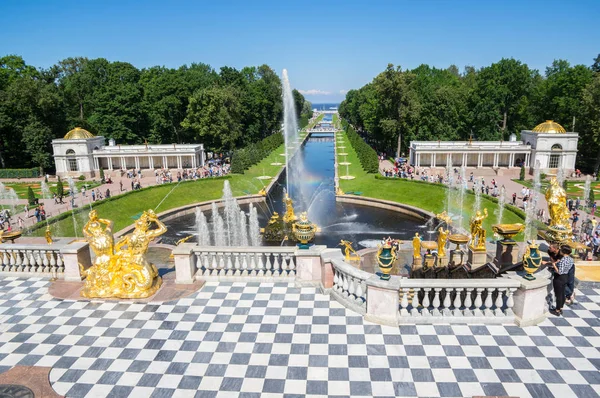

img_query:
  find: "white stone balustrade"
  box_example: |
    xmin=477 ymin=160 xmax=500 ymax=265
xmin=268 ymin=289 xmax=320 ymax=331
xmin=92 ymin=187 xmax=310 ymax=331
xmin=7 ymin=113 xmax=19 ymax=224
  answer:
xmin=328 ymin=254 xmax=370 ymax=315
xmin=191 ymin=246 xmax=299 ymax=282
xmin=396 ymin=278 xmax=521 ymax=324
xmin=0 ymin=242 xmax=67 ymax=278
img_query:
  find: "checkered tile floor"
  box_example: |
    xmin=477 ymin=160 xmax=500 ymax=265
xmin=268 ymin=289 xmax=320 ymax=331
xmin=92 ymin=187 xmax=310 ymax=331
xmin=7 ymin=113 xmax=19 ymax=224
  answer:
xmin=0 ymin=278 xmax=599 ymax=397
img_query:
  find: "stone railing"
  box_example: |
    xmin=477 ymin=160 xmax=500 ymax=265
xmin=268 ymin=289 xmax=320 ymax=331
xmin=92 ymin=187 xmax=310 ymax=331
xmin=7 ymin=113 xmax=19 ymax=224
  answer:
xmin=0 ymin=244 xmax=65 ymax=277
xmin=397 ymin=279 xmax=521 ymax=324
xmin=328 ymin=255 xmax=370 ymax=315
xmin=0 ymin=239 xmax=92 ymax=280
xmin=194 ymin=247 xmax=297 ymax=280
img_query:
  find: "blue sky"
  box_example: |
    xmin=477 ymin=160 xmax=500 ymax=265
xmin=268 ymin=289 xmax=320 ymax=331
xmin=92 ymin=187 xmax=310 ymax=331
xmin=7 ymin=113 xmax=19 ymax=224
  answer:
xmin=1 ymin=0 xmax=599 ymax=103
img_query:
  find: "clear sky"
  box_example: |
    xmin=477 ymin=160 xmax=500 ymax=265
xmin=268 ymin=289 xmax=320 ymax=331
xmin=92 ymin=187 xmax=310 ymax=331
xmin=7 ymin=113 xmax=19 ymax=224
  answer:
xmin=1 ymin=0 xmax=599 ymax=103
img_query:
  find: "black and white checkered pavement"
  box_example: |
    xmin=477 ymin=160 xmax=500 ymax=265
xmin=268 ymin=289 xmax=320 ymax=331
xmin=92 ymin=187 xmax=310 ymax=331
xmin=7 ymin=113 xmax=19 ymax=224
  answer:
xmin=0 ymin=277 xmax=599 ymax=397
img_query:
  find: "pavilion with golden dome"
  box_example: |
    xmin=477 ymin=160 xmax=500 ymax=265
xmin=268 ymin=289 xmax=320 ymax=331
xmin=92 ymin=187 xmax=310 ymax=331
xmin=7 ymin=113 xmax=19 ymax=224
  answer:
xmin=52 ymin=127 xmax=205 ymax=178
xmin=408 ymin=120 xmax=579 ymax=175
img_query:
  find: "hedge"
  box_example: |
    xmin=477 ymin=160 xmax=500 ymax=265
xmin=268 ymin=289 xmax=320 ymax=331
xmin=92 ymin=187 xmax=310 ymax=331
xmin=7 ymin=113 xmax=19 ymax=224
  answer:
xmin=230 ymin=132 xmax=284 ymax=174
xmin=0 ymin=168 xmax=40 ymax=178
xmin=343 ymin=122 xmax=379 ymax=173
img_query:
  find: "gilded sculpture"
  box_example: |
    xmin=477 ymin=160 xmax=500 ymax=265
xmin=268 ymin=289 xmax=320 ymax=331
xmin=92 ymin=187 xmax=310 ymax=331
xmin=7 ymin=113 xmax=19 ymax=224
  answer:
xmin=544 ymin=177 xmax=573 ymax=242
xmin=412 ymin=232 xmax=421 ymax=258
xmin=339 ymin=240 xmax=360 ymax=262
xmin=45 ymin=225 xmax=53 ymax=245
xmin=80 ymin=209 xmax=166 ymax=299
xmin=469 ymin=208 xmax=488 ymax=251
xmin=437 ymin=227 xmax=449 ymax=257
xmin=283 ymin=193 xmax=297 ymax=224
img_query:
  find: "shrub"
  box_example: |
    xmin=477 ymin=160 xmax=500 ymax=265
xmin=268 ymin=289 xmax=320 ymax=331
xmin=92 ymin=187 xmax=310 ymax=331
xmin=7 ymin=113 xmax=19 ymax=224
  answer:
xmin=589 ymin=187 xmax=595 ymax=207
xmin=78 ymin=175 xmax=85 ymax=181
xmin=562 ymin=178 xmax=568 ymax=192
xmin=343 ymin=122 xmax=378 ymax=173
xmin=540 ymin=173 xmax=547 ymax=180
xmin=56 ymin=177 xmax=64 ymax=198
xmin=99 ymin=168 xmax=105 ymax=181
xmin=231 ymin=132 xmax=284 ymax=174
xmin=27 ymin=186 xmax=37 ymax=205
xmin=519 ymin=166 xmax=525 ymax=181
xmin=44 ymin=175 xmax=48 ymax=183
xmin=0 ymin=168 xmax=40 ymax=179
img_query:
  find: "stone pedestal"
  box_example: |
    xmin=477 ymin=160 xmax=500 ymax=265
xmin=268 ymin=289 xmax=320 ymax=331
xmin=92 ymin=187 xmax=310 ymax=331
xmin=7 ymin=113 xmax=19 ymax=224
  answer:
xmin=365 ymin=276 xmax=400 ymax=326
xmin=296 ymin=245 xmax=325 ymax=284
xmin=61 ymin=241 xmax=92 ymax=282
xmin=319 ymin=249 xmax=338 ymax=291
xmin=467 ymin=247 xmax=487 ymax=268
xmin=173 ymin=243 xmax=196 ymax=284
xmin=505 ymin=269 xmax=552 ymax=326
xmin=449 ymin=249 xmax=465 ymax=267
xmin=436 ymin=254 xmax=448 ymax=268
xmin=494 ymin=241 xmax=519 ymax=272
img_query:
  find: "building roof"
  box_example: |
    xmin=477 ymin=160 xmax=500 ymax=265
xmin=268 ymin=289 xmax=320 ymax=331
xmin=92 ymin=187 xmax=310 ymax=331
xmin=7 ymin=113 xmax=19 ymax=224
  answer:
xmin=64 ymin=127 xmax=95 ymax=140
xmin=532 ymin=120 xmax=566 ymax=134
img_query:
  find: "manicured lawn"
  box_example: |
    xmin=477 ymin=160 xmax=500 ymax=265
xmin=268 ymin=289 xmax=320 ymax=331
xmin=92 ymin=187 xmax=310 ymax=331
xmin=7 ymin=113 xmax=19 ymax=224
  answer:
xmin=304 ymin=114 xmax=324 ymax=130
xmin=337 ymin=130 xmax=525 ymax=239
xmin=32 ymin=144 xmax=287 ymax=237
xmin=2 ymin=181 xmax=100 ymax=200
xmin=512 ymin=178 xmax=597 ymax=199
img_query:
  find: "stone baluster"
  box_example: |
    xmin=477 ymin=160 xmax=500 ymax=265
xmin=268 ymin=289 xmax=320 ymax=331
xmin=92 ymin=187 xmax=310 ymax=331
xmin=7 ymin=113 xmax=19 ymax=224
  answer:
xmin=411 ymin=288 xmax=421 ymax=316
xmin=3 ymin=251 xmax=10 ymax=269
xmin=473 ymin=288 xmax=484 ymax=317
xmin=49 ymin=251 xmax=57 ymax=274
xmin=15 ymin=249 xmax=23 ymax=272
xmin=257 ymin=253 xmax=265 ymax=276
xmin=265 ymin=253 xmax=273 ymax=276
xmin=432 ymin=288 xmax=442 ymax=316
xmin=333 ymin=270 xmax=339 ymax=290
xmin=275 ymin=253 xmax=283 ymax=277
xmin=348 ymin=276 xmax=356 ymax=299
xmin=225 ymin=252 xmax=233 ymax=276
xmin=442 ymin=288 xmax=452 ymax=317
xmin=210 ymin=253 xmax=218 ymax=276
xmin=400 ymin=288 xmax=410 ymax=316
xmin=422 ymin=288 xmax=431 ymax=317
xmin=41 ymin=250 xmax=49 ymax=273
xmin=453 ymin=288 xmax=464 ymax=317
xmin=22 ymin=249 xmax=30 ymax=273
xmin=342 ymin=273 xmax=349 ymax=295
xmin=233 ymin=253 xmax=241 ymax=276
xmin=495 ymin=288 xmax=506 ymax=316
xmin=9 ymin=250 xmax=16 ymax=272
xmin=355 ymin=279 xmax=364 ymax=306
xmin=288 ymin=255 xmax=296 ymax=273
xmin=249 ymin=254 xmax=257 ymax=276
xmin=57 ymin=252 xmax=64 ymax=273
xmin=241 ymin=254 xmax=249 ymax=276
xmin=505 ymin=288 xmax=516 ymax=316
xmin=464 ymin=288 xmax=474 ymax=316
xmin=218 ymin=252 xmax=226 ymax=275
xmin=281 ymin=254 xmax=288 ymax=275
xmin=484 ymin=288 xmax=495 ymax=317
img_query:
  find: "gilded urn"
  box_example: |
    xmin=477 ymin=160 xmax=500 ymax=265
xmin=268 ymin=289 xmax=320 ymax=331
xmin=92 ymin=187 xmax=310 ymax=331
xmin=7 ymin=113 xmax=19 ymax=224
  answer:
xmin=376 ymin=241 xmax=396 ymax=281
xmin=292 ymin=212 xmax=317 ymax=249
xmin=522 ymin=242 xmax=542 ymax=280
xmin=492 ymin=223 xmax=525 ymax=245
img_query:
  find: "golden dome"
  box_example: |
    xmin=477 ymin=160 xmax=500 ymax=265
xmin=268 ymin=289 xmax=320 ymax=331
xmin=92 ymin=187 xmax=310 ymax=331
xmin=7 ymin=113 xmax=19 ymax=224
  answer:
xmin=532 ymin=120 xmax=566 ymax=134
xmin=64 ymin=127 xmax=95 ymax=140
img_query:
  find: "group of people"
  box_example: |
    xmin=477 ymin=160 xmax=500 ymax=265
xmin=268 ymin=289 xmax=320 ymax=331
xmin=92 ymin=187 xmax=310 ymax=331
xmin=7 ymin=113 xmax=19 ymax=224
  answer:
xmin=546 ymin=244 xmax=575 ymax=316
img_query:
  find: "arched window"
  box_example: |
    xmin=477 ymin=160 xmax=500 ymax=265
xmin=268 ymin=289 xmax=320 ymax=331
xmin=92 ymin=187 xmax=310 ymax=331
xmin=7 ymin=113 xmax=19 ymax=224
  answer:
xmin=66 ymin=149 xmax=78 ymax=171
xmin=549 ymin=144 xmax=562 ymax=168
xmin=551 ymin=144 xmax=562 ymax=151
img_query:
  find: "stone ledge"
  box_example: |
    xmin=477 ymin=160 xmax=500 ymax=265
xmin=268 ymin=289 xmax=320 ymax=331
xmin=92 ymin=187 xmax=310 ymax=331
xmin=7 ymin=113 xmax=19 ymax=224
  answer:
xmin=0 ymin=366 xmax=62 ymax=398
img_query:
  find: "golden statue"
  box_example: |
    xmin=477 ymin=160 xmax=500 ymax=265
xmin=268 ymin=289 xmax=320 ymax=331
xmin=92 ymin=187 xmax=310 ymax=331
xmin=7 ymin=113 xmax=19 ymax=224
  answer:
xmin=45 ymin=225 xmax=53 ymax=245
xmin=283 ymin=193 xmax=297 ymax=224
xmin=80 ymin=209 xmax=165 ymax=299
xmin=412 ymin=233 xmax=421 ymax=258
xmin=176 ymin=235 xmax=193 ymax=246
xmin=469 ymin=208 xmax=488 ymax=251
xmin=258 ymin=188 xmax=267 ymax=197
xmin=437 ymin=227 xmax=449 ymax=257
xmin=336 ymin=186 xmax=344 ymax=196
xmin=545 ymin=177 xmax=572 ymax=231
xmin=436 ymin=211 xmax=453 ymax=226
xmin=0 ymin=230 xmax=4 ymax=243
xmin=339 ymin=240 xmax=360 ymax=262
xmin=268 ymin=212 xmax=280 ymax=225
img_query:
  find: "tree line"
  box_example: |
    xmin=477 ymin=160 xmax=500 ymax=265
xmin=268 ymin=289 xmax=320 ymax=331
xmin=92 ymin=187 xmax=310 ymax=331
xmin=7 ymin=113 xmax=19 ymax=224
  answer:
xmin=339 ymin=55 xmax=600 ymax=171
xmin=0 ymin=55 xmax=312 ymax=172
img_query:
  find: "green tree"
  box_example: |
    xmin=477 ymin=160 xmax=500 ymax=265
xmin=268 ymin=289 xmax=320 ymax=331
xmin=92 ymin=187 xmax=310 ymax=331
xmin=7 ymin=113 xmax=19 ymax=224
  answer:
xmin=27 ymin=186 xmax=36 ymax=205
xmin=56 ymin=177 xmax=64 ymax=198
xmin=182 ymin=86 xmax=243 ymax=151
xmin=520 ymin=166 xmax=525 ymax=181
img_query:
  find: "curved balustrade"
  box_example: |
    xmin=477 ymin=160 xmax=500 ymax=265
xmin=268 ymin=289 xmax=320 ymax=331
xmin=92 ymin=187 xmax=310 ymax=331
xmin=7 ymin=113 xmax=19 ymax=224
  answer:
xmin=0 ymin=244 xmax=65 ymax=277
xmin=192 ymin=247 xmax=297 ymax=280
xmin=397 ymin=279 xmax=520 ymax=324
xmin=330 ymin=258 xmax=370 ymax=314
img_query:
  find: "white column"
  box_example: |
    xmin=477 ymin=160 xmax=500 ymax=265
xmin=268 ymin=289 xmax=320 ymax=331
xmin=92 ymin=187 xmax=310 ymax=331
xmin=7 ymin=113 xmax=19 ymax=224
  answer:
xmin=108 ymin=156 xmax=113 ymax=170
xmin=477 ymin=153 xmax=482 ymax=168
xmin=509 ymin=153 xmax=514 ymax=167
xmin=191 ymin=155 xmax=196 ymax=169
xmin=525 ymin=153 xmax=530 ymax=167
xmin=177 ymin=155 xmax=182 ymax=169
xmin=163 ymin=156 xmax=168 ymax=168
xmin=493 ymin=153 xmax=499 ymax=168
xmin=432 ymin=153 xmax=436 ymax=168
xmin=462 ymin=153 xmax=467 ymax=167
xmin=134 ymin=157 xmax=140 ymax=170
xmin=416 ymin=153 xmax=421 ymax=167
xmin=149 ymin=156 xmax=154 ymax=169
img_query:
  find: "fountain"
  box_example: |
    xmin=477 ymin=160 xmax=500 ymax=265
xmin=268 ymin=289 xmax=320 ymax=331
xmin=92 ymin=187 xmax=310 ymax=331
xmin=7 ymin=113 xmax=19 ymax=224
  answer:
xmin=583 ymin=175 xmax=591 ymax=209
xmin=523 ymin=161 xmax=541 ymax=242
xmin=41 ymin=181 xmax=52 ymax=200
xmin=0 ymin=182 xmax=20 ymax=215
xmin=495 ymin=185 xmax=506 ymax=230
xmin=195 ymin=207 xmax=210 ymax=246
xmin=282 ymin=69 xmax=300 ymax=198
xmin=249 ymin=203 xmax=260 ymax=246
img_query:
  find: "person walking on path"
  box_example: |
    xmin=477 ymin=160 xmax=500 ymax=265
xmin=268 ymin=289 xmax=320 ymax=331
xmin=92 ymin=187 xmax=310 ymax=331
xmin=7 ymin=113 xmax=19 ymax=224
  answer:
xmin=24 ymin=204 xmax=29 ymax=218
xmin=550 ymin=245 xmax=574 ymax=316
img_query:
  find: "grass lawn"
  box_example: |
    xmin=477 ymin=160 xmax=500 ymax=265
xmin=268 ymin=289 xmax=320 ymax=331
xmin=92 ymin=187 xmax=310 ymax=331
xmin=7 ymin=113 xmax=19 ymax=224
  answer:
xmin=3 ymin=180 xmax=101 ymax=200
xmin=31 ymin=144 xmax=288 ymax=237
xmin=337 ymin=131 xmax=525 ymax=239
xmin=304 ymin=113 xmax=324 ymax=130
xmin=512 ymin=178 xmax=598 ymax=199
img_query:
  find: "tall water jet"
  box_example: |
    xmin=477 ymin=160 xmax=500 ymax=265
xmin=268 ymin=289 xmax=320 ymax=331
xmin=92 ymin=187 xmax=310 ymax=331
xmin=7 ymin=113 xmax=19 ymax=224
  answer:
xmin=556 ymin=165 xmax=565 ymax=186
xmin=214 ymin=215 xmax=226 ymax=246
xmin=41 ymin=181 xmax=52 ymax=200
xmin=222 ymin=180 xmax=241 ymax=246
xmin=239 ymin=210 xmax=249 ymax=246
xmin=458 ymin=166 xmax=467 ymax=230
xmin=0 ymin=183 xmax=19 ymax=215
xmin=496 ymin=185 xmax=506 ymax=227
xmin=524 ymin=161 xmax=541 ymax=242
xmin=583 ymin=175 xmax=591 ymax=210
xmin=282 ymin=69 xmax=299 ymax=197
xmin=473 ymin=177 xmax=482 ymax=214
xmin=249 ymin=203 xmax=261 ymax=246
xmin=195 ymin=207 xmax=211 ymax=246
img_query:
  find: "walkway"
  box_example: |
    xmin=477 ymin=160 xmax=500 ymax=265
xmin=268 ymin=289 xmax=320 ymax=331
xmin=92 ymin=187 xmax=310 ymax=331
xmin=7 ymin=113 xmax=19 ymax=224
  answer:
xmin=0 ymin=278 xmax=599 ymax=397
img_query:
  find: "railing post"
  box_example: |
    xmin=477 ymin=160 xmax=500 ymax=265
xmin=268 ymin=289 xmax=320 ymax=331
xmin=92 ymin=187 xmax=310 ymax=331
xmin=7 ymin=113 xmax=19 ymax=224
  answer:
xmin=174 ymin=243 xmax=197 ymax=284
xmin=295 ymin=246 xmax=324 ymax=284
xmin=60 ymin=241 xmax=92 ymax=282
xmin=504 ymin=270 xmax=552 ymax=326
xmin=366 ymin=276 xmax=400 ymax=326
